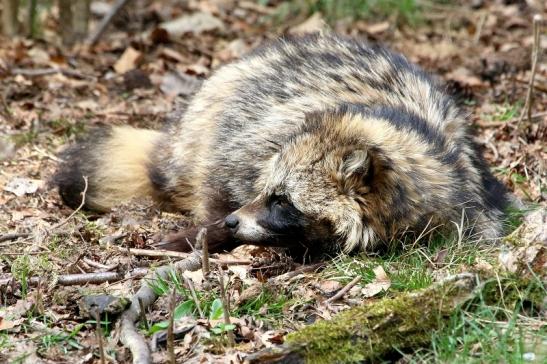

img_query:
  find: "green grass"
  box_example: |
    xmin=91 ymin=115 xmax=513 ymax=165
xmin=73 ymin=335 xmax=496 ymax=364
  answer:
xmin=270 ymin=0 xmax=426 ymax=26
xmin=235 ymin=287 xmax=294 ymax=326
xmin=410 ymin=275 xmax=546 ymax=363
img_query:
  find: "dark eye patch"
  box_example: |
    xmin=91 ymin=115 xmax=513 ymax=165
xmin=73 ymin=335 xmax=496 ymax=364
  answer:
xmin=259 ymin=195 xmax=308 ymax=234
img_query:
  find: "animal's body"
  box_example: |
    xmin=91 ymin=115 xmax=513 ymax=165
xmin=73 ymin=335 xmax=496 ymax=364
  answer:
xmin=54 ymin=34 xmax=507 ymax=254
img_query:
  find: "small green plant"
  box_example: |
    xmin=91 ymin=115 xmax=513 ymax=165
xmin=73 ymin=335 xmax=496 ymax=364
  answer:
xmin=38 ymin=324 xmax=85 ymax=354
xmin=11 ymin=255 xmax=32 ymax=297
xmin=272 ymin=0 xmax=424 ymax=26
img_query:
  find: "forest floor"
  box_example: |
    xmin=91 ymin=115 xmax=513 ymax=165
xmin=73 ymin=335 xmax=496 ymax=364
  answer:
xmin=0 ymin=1 xmax=546 ymax=363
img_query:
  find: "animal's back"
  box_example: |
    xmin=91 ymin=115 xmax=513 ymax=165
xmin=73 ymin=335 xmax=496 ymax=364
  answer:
xmin=167 ymin=34 xmax=464 ymax=206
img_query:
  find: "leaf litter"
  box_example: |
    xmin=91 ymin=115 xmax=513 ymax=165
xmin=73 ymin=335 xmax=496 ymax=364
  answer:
xmin=0 ymin=0 xmax=546 ymax=363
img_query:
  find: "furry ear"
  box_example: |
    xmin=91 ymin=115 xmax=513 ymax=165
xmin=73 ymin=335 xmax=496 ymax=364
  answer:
xmin=339 ymin=149 xmax=373 ymax=193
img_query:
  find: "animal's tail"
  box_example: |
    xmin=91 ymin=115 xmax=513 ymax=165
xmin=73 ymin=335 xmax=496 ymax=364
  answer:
xmin=53 ymin=126 xmax=164 ymax=212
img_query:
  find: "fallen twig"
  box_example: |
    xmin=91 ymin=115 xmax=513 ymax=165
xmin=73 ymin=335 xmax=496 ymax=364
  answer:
xmin=167 ymin=288 xmax=176 ymax=364
xmin=10 ymin=67 xmax=93 ymax=79
xmin=82 ymin=257 xmax=118 ymax=272
xmin=218 ymin=266 xmax=234 ymax=346
xmin=518 ymin=15 xmax=544 ymax=124
xmin=182 ymin=274 xmax=204 ymax=319
xmin=93 ymin=309 xmax=107 ymax=364
xmin=87 ymin=0 xmax=133 ymax=46
xmin=29 ymin=269 xmax=147 ymax=286
xmin=0 ymin=233 xmax=30 ymax=244
xmin=114 ymin=246 xmax=251 ymax=266
xmin=119 ymin=252 xmax=202 ymax=364
xmin=198 ymin=228 xmax=210 ymax=275
xmin=325 ymin=276 xmax=361 ymax=303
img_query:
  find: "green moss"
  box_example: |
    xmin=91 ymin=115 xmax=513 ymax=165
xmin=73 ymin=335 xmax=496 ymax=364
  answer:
xmin=285 ymin=277 xmax=477 ymax=363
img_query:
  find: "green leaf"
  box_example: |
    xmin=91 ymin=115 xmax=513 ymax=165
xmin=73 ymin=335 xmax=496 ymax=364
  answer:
xmin=209 ymin=298 xmax=224 ymax=320
xmin=174 ymin=300 xmax=194 ymax=320
xmin=148 ymin=300 xmax=195 ymax=335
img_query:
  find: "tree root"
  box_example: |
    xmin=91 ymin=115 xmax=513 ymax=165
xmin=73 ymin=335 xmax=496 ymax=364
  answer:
xmin=118 ymin=251 xmax=202 ymax=364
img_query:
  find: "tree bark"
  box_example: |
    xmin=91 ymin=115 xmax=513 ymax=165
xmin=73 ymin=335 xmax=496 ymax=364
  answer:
xmin=58 ymin=0 xmax=73 ymax=46
xmin=245 ymin=274 xmax=479 ymax=364
xmin=73 ymin=0 xmax=90 ymax=41
xmin=1 ymin=0 xmax=19 ymax=36
xmin=27 ymin=0 xmax=37 ymax=38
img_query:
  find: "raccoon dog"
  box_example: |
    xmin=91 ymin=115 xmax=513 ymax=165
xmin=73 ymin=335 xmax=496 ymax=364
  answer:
xmin=54 ymin=34 xmax=507 ymax=254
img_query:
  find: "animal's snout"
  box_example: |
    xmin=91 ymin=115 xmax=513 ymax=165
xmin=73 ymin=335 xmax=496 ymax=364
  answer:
xmin=224 ymin=214 xmax=240 ymax=230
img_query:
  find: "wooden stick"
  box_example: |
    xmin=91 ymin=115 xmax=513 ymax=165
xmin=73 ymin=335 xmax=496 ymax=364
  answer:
xmin=0 ymin=233 xmax=30 ymax=243
xmin=114 ymin=246 xmax=251 ymax=266
xmin=119 ymin=252 xmax=202 ymax=364
xmin=518 ymin=15 xmax=544 ymax=124
xmin=197 ymin=228 xmax=210 ymax=275
xmin=182 ymin=274 xmax=204 ymax=319
xmin=217 ymin=267 xmax=234 ymax=346
xmin=325 ymin=276 xmax=361 ymax=303
xmin=167 ymin=287 xmax=176 ymax=364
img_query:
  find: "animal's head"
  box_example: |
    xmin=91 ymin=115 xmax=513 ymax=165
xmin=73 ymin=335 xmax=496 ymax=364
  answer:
xmin=224 ymin=106 xmax=450 ymax=252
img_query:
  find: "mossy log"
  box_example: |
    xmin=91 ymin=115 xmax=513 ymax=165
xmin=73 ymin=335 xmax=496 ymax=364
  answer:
xmin=245 ymin=273 xmax=479 ymax=364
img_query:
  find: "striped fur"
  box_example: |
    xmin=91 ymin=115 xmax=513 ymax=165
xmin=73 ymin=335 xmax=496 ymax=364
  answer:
xmin=54 ymin=34 xmax=507 ymax=253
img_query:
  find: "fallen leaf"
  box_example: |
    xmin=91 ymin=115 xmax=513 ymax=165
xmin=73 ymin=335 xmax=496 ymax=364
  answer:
xmin=290 ymin=12 xmax=327 ymax=34
xmin=364 ymin=21 xmax=390 ymax=34
xmin=159 ymin=12 xmax=225 ymax=37
xmin=160 ymin=71 xmax=202 ymax=97
xmin=361 ymin=266 xmax=391 ymax=298
xmin=0 ymin=136 xmax=16 ymax=162
xmin=113 ymin=47 xmax=143 ymax=74
xmin=3 ymin=177 xmax=43 ymax=197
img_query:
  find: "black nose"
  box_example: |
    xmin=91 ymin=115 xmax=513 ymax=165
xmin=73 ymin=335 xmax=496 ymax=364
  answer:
xmin=224 ymin=214 xmax=239 ymax=229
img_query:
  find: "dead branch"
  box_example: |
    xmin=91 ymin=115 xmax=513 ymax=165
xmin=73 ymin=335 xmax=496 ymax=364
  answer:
xmin=518 ymin=15 xmax=544 ymax=124
xmin=182 ymin=274 xmax=204 ymax=319
xmin=197 ymin=228 xmax=210 ymax=275
xmin=218 ymin=267 xmax=234 ymax=346
xmin=119 ymin=252 xmax=202 ymax=364
xmin=10 ymin=67 xmax=93 ymax=79
xmin=29 ymin=269 xmax=147 ymax=286
xmin=167 ymin=288 xmax=176 ymax=364
xmin=114 ymin=246 xmax=250 ymax=266
xmin=325 ymin=276 xmax=361 ymax=303
xmin=245 ymin=273 xmax=479 ymax=364
xmin=87 ymin=0 xmax=133 ymax=46
xmin=0 ymin=233 xmax=30 ymax=244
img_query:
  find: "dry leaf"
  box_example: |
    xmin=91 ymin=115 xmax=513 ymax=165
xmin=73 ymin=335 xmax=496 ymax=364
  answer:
xmin=114 ymin=47 xmax=142 ymax=74
xmin=159 ymin=12 xmax=225 ymax=37
xmin=3 ymin=177 xmax=43 ymax=197
xmin=290 ymin=13 xmax=327 ymax=34
xmin=361 ymin=266 xmax=391 ymax=298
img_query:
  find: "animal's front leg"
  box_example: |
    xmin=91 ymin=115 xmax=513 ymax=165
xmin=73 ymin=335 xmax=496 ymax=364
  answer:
xmin=156 ymin=222 xmax=241 ymax=253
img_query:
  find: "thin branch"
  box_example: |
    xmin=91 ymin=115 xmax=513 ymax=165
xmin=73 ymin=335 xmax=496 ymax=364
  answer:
xmin=182 ymin=274 xmax=204 ymax=319
xmin=217 ymin=267 xmax=234 ymax=346
xmin=119 ymin=252 xmax=202 ymax=364
xmin=29 ymin=269 xmax=147 ymax=286
xmin=325 ymin=276 xmax=361 ymax=303
xmin=115 ymin=246 xmax=250 ymax=266
xmin=93 ymin=309 xmax=107 ymax=364
xmin=167 ymin=287 xmax=176 ymax=364
xmin=197 ymin=228 xmax=210 ymax=275
xmin=87 ymin=0 xmax=133 ymax=46
xmin=518 ymin=15 xmax=544 ymax=124
xmin=0 ymin=233 xmax=30 ymax=244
